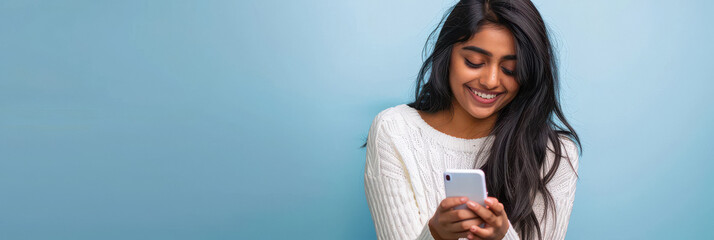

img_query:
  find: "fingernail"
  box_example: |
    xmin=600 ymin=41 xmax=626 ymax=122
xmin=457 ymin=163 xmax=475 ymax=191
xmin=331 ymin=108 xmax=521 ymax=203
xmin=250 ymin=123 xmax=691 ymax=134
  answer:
xmin=471 ymin=226 xmax=477 ymax=231
xmin=460 ymin=197 xmax=467 ymax=203
xmin=467 ymin=201 xmax=476 ymax=207
xmin=485 ymin=198 xmax=493 ymax=205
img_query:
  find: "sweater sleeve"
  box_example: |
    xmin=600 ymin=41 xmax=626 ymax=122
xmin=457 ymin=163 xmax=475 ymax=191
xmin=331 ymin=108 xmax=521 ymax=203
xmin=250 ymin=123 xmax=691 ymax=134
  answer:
xmin=502 ymin=137 xmax=580 ymax=240
xmin=364 ymin=112 xmax=436 ymax=240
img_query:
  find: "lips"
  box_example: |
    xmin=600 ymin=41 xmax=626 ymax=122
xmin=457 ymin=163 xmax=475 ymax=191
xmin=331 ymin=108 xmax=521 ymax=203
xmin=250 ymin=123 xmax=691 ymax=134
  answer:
xmin=467 ymin=86 xmax=502 ymax=104
xmin=467 ymin=86 xmax=502 ymax=96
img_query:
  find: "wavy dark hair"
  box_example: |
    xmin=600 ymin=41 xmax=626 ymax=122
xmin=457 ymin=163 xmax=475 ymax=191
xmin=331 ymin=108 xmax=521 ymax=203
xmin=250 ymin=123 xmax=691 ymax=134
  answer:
xmin=361 ymin=0 xmax=581 ymax=239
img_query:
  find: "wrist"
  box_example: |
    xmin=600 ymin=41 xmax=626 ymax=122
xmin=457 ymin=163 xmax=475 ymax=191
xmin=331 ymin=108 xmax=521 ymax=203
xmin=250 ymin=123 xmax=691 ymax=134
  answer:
xmin=428 ymin=218 xmax=445 ymax=240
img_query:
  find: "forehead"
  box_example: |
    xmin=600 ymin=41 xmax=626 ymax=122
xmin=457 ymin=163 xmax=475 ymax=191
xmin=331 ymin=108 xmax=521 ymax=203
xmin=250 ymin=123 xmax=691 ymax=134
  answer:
xmin=458 ymin=24 xmax=516 ymax=54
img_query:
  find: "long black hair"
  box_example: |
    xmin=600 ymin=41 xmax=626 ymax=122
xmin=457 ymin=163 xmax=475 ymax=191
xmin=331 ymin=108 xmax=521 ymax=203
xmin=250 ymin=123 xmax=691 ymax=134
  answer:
xmin=361 ymin=0 xmax=580 ymax=239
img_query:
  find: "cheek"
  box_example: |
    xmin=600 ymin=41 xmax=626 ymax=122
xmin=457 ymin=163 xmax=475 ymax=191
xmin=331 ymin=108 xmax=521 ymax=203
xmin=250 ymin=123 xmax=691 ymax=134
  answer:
xmin=449 ymin=63 xmax=474 ymax=85
xmin=448 ymin=60 xmax=468 ymax=87
xmin=504 ymin=79 xmax=520 ymax=98
xmin=504 ymin=77 xmax=518 ymax=91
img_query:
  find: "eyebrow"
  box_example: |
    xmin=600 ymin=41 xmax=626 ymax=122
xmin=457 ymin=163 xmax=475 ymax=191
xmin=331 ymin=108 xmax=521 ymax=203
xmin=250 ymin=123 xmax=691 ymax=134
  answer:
xmin=462 ymin=46 xmax=517 ymax=60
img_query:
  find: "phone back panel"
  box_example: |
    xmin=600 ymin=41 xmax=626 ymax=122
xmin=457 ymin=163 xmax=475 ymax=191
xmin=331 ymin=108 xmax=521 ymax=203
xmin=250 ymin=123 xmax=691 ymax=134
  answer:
xmin=444 ymin=169 xmax=487 ymax=210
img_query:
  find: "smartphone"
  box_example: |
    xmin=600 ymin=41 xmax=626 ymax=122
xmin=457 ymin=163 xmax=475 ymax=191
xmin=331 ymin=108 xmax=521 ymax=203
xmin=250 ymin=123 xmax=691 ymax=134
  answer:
xmin=444 ymin=169 xmax=487 ymax=228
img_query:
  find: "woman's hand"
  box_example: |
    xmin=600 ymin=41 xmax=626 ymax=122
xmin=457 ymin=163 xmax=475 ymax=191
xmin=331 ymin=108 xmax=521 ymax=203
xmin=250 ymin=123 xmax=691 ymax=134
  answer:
xmin=465 ymin=197 xmax=509 ymax=240
xmin=428 ymin=197 xmax=485 ymax=240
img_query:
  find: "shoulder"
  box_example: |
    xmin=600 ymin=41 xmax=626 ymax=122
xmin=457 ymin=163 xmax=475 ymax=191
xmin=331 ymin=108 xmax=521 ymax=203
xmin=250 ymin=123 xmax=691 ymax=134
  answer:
xmin=547 ymin=134 xmax=579 ymax=159
xmin=371 ymin=104 xmax=409 ymax=124
xmin=544 ymin=134 xmax=580 ymax=175
xmin=557 ymin=135 xmax=579 ymax=161
xmin=369 ymin=104 xmax=411 ymax=136
xmin=365 ymin=104 xmax=412 ymax=178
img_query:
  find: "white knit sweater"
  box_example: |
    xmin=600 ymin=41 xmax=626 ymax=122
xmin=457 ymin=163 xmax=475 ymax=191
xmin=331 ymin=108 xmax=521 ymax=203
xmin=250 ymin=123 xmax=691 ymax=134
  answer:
xmin=364 ymin=104 xmax=579 ymax=240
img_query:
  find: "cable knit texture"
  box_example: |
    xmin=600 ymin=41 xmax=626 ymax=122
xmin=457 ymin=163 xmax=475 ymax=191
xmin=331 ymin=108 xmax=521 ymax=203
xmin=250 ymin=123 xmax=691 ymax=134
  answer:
xmin=364 ymin=104 xmax=579 ymax=240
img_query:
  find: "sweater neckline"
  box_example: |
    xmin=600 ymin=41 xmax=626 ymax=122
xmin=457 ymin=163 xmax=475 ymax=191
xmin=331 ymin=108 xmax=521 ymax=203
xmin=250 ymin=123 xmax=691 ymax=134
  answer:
xmin=398 ymin=104 xmax=493 ymax=152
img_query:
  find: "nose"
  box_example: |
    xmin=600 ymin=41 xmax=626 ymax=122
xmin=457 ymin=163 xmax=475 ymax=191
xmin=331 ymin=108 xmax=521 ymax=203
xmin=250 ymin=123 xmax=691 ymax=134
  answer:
xmin=479 ymin=65 xmax=500 ymax=90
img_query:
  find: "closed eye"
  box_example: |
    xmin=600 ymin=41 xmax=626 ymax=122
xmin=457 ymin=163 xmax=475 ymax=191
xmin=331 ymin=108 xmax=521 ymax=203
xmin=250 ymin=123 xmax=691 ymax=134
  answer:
xmin=501 ymin=67 xmax=514 ymax=76
xmin=464 ymin=59 xmax=484 ymax=68
xmin=466 ymin=58 xmax=515 ymax=76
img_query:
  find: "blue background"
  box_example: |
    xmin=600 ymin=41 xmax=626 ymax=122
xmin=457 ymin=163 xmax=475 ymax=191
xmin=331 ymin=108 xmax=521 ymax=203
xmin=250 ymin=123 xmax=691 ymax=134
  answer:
xmin=1 ymin=0 xmax=712 ymax=239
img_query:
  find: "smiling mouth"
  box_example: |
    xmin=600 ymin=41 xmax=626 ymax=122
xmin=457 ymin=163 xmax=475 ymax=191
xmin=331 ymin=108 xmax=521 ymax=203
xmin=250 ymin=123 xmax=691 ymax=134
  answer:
xmin=467 ymin=86 xmax=502 ymax=100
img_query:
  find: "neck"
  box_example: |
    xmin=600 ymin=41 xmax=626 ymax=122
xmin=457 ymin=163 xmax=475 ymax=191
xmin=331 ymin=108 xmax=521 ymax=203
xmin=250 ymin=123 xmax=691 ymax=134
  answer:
xmin=447 ymin=99 xmax=497 ymax=139
xmin=419 ymin=98 xmax=498 ymax=140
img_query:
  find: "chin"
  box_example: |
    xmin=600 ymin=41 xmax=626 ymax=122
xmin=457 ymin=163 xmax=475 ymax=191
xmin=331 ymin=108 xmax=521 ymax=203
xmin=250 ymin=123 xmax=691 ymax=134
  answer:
xmin=467 ymin=107 xmax=497 ymax=119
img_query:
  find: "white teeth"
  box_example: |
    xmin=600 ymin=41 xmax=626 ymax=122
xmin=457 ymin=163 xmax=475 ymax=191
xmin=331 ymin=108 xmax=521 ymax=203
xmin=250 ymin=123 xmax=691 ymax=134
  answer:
xmin=472 ymin=89 xmax=497 ymax=99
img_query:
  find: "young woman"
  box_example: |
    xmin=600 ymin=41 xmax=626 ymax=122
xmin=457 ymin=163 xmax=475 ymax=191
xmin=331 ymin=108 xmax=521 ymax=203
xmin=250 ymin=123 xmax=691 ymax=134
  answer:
xmin=362 ymin=0 xmax=581 ymax=240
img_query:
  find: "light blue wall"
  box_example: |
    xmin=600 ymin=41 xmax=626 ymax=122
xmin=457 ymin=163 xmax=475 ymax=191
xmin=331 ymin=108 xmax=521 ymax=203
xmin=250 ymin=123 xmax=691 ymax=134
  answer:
xmin=1 ymin=0 xmax=712 ymax=239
